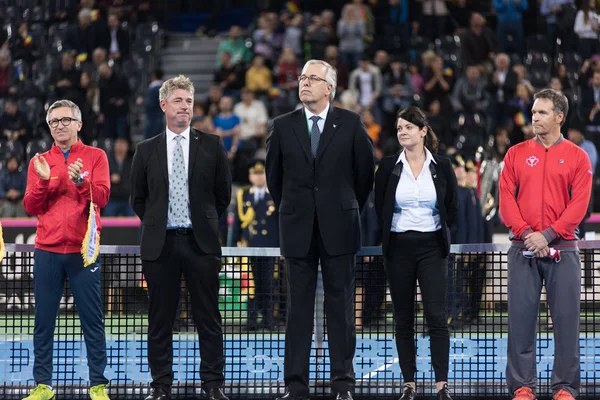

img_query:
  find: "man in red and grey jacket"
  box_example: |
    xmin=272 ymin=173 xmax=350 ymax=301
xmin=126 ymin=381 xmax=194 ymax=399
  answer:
xmin=22 ymin=100 xmax=111 ymax=400
xmin=499 ymin=89 xmax=592 ymax=400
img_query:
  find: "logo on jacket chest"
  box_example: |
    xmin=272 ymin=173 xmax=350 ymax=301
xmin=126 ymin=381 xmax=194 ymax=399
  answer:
xmin=525 ymin=155 xmax=539 ymax=168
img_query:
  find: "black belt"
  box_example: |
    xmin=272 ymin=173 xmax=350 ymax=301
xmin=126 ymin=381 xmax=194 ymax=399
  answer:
xmin=166 ymin=228 xmax=193 ymax=236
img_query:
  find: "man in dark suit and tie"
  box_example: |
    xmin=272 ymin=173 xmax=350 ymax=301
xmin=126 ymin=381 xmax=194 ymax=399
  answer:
xmin=129 ymin=75 xmax=231 ymax=400
xmin=266 ymin=60 xmax=375 ymax=400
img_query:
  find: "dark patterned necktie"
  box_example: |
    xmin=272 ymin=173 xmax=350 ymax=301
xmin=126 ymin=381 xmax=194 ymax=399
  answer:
xmin=310 ymin=115 xmax=321 ymax=158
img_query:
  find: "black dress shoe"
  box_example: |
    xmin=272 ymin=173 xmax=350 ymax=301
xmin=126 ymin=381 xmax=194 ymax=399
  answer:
xmin=204 ymin=387 xmax=229 ymax=400
xmin=275 ymin=390 xmax=310 ymax=400
xmin=436 ymin=383 xmax=453 ymax=400
xmin=144 ymin=387 xmax=171 ymax=400
xmin=335 ymin=391 xmax=353 ymax=400
xmin=399 ymin=384 xmax=416 ymax=400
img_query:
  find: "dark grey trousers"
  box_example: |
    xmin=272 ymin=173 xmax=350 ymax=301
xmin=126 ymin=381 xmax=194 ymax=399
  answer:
xmin=506 ymin=246 xmax=581 ymax=398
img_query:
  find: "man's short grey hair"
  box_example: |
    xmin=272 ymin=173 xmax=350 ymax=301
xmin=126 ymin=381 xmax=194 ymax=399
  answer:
xmin=47 ymin=99 xmax=82 ymax=122
xmin=159 ymin=75 xmax=195 ymax=101
xmin=79 ymin=8 xmax=92 ymax=20
xmin=302 ymin=59 xmax=337 ymax=102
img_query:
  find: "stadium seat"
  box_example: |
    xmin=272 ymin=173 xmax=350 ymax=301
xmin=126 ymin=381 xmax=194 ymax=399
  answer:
xmin=435 ymin=35 xmax=462 ymax=74
xmin=524 ymin=52 xmax=552 ymax=88
xmin=526 ymin=34 xmax=551 ymax=55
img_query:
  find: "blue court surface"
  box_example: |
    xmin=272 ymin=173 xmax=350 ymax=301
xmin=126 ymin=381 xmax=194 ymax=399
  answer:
xmin=1 ymin=333 xmax=599 ymax=389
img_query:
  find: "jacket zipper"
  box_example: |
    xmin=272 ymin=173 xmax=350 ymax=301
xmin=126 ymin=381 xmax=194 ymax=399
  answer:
xmin=541 ymin=148 xmax=548 ymax=230
xmin=63 ymin=153 xmax=68 ymax=252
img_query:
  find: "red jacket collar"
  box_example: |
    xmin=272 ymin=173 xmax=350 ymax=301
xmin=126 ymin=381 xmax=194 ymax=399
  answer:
xmin=50 ymin=139 xmax=84 ymax=154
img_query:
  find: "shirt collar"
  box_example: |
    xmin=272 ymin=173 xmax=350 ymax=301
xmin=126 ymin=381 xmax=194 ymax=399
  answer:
xmin=166 ymin=126 xmax=191 ymax=143
xmin=396 ymin=147 xmax=437 ymax=165
xmin=304 ymin=103 xmax=330 ymax=124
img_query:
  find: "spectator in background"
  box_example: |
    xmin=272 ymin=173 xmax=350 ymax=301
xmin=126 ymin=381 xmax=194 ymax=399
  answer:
xmin=540 ymin=0 xmax=575 ymax=56
xmin=420 ymin=0 xmax=450 ymax=40
xmin=213 ymin=96 xmax=241 ymax=161
xmin=352 ymin=0 xmax=375 ymax=50
xmin=104 ymin=12 xmax=130 ymax=62
xmin=580 ymin=70 xmax=600 ymax=134
xmin=0 ymin=99 xmax=29 ymax=149
xmin=9 ymin=22 xmax=40 ymax=68
xmin=273 ymin=48 xmax=302 ymax=108
xmin=305 ymin=15 xmax=330 ymax=60
xmin=349 ymin=56 xmax=383 ymax=113
xmin=569 ymin=123 xmax=599 ymax=175
xmin=428 ymin=99 xmax=453 ymax=150
xmin=104 ymin=138 xmax=134 ymax=217
xmin=451 ymin=65 xmax=490 ymax=113
xmin=574 ymin=0 xmax=600 ymax=60
xmin=191 ymin=102 xmax=214 ymax=132
xmin=65 ymin=8 xmax=97 ymax=62
xmin=283 ymin=13 xmax=304 ymax=59
xmin=512 ymin=63 xmax=535 ymax=94
xmin=246 ymin=55 xmax=272 ymax=96
xmin=252 ymin=13 xmax=282 ymax=66
xmin=234 ymin=87 xmax=268 ymax=149
xmin=448 ymin=0 xmax=471 ymax=34
xmin=98 ymin=62 xmax=130 ymax=139
xmin=214 ymin=51 xmax=245 ymax=94
xmin=324 ymin=45 xmax=349 ymax=93
xmin=216 ymin=25 xmax=252 ymax=68
xmin=493 ymin=0 xmax=527 ymax=56
xmin=509 ymin=82 xmax=534 ymax=143
xmin=142 ymin=68 xmax=165 ymax=139
xmin=422 ymin=54 xmax=454 ymax=113
xmin=0 ymin=155 xmax=27 ymax=217
xmin=0 ymin=49 xmax=18 ymax=99
xmin=362 ymin=108 xmax=381 ymax=146
xmin=488 ymin=53 xmax=518 ymax=127
xmin=75 ymin=71 xmax=100 ymax=143
xmin=84 ymin=47 xmax=107 ymax=80
xmin=461 ymin=13 xmax=497 ymax=72
xmin=49 ymin=52 xmax=81 ymax=101
xmin=338 ymin=4 xmax=366 ymax=71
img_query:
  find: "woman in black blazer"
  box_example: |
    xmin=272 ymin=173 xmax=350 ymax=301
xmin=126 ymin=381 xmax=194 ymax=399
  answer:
xmin=374 ymin=106 xmax=458 ymax=400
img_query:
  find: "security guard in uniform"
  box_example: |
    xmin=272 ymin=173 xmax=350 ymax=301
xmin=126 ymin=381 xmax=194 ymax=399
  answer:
xmin=232 ymin=160 xmax=280 ymax=330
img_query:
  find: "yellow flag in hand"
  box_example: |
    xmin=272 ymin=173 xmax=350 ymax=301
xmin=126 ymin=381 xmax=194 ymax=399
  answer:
xmin=81 ymin=182 xmax=100 ymax=267
xmin=0 ymin=221 xmax=5 ymax=263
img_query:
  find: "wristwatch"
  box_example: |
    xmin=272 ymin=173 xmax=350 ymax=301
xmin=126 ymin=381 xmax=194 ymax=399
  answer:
xmin=73 ymin=175 xmax=84 ymax=185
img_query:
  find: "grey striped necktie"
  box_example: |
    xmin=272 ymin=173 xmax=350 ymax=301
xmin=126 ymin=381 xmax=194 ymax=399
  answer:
xmin=310 ymin=115 xmax=321 ymax=158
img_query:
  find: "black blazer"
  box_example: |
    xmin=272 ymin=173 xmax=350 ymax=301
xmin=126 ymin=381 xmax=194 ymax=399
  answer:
xmin=374 ymin=153 xmax=458 ymax=257
xmin=266 ymin=106 xmax=375 ymax=258
xmin=129 ymin=128 xmax=232 ymax=261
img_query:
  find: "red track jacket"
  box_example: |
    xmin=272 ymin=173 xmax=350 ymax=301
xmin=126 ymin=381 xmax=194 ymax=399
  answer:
xmin=23 ymin=140 xmax=110 ymax=253
xmin=499 ymin=136 xmax=593 ymax=244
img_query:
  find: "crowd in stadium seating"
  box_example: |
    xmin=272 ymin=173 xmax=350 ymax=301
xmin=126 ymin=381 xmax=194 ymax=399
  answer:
xmin=3 ymin=0 xmax=600 ymax=224
xmin=194 ymin=0 xmax=600 ymax=219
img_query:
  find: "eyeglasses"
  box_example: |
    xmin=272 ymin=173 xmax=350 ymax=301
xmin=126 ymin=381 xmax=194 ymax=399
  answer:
xmin=297 ymin=75 xmax=329 ymax=84
xmin=48 ymin=117 xmax=79 ymax=128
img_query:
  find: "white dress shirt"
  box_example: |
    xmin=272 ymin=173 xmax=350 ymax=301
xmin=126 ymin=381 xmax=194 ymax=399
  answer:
xmin=166 ymin=126 xmax=192 ymax=228
xmin=253 ymin=186 xmax=266 ymax=203
xmin=391 ymin=148 xmax=441 ymax=233
xmin=304 ymin=103 xmax=329 ymax=133
xmin=166 ymin=126 xmax=191 ymax=176
xmin=110 ymin=29 xmax=119 ymax=53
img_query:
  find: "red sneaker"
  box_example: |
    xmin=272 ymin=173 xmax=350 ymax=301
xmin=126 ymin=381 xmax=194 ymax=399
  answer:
xmin=553 ymin=389 xmax=575 ymax=400
xmin=514 ymin=387 xmax=536 ymax=400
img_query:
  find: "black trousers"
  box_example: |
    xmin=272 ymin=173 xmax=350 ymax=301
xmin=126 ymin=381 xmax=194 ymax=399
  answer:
xmin=283 ymin=218 xmax=356 ymax=396
xmin=142 ymin=231 xmax=225 ymax=390
xmin=247 ymin=256 xmax=276 ymax=326
xmin=384 ymin=230 xmax=450 ymax=382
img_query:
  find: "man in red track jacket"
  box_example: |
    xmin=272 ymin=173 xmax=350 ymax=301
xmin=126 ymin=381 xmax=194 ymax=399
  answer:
xmin=22 ymin=100 xmax=111 ymax=400
xmin=499 ymin=89 xmax=592 ymax=400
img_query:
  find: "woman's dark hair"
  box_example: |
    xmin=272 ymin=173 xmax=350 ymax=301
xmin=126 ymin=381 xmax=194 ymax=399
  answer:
xmin=396 ymin=106 xmax=439 ymax=153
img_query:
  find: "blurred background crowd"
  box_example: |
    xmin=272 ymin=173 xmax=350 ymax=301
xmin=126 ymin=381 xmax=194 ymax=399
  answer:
xmin=0 ymin=0 xmax=599 ymax=242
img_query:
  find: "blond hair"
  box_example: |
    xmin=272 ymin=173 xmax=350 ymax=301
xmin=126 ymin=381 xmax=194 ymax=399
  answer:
xmin=159 ymin=75 xmax=195 ymax=101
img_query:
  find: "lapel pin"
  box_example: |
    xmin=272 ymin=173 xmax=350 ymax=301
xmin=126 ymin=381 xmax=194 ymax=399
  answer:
xmin=559 ymin=159 xmax=564 ymax=164
xmin=333 ymin=124 xmax=337 ymax=128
